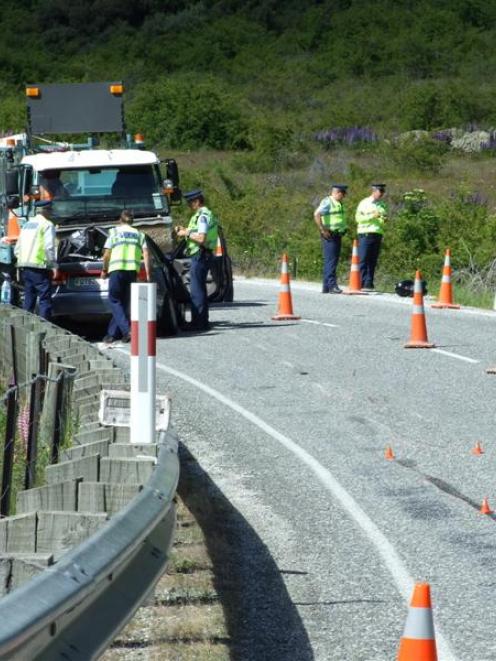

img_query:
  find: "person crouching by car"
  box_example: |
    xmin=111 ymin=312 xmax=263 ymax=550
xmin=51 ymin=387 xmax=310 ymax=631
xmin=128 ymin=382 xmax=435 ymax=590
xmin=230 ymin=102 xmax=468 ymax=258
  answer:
xmin=100 ymin=209 xmax=151 ymax=345
xmin=175 ymin=189 xmax=218 ymax=331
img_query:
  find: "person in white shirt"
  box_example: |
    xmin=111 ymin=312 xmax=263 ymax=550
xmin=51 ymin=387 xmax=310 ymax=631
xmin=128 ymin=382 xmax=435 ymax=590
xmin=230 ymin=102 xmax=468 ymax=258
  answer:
xmin=355 ymin=184 xmax=388 ymax=292
xmin=14 ymin=200 xmax=57 ymax=320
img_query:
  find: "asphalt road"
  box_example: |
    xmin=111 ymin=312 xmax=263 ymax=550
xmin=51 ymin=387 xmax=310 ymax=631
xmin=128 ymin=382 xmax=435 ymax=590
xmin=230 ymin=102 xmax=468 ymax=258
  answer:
xmin=110 ymin=279 xmax=496 ymax=660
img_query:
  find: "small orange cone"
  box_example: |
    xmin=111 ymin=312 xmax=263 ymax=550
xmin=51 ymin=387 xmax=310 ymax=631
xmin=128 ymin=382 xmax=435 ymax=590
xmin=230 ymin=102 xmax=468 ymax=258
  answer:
xmin=214 ymin=235 xmax=223 ymax=258
xmin=272 ymin=253 xmax=301 ymax=321
xmin=4 ymin=212 xmax=20 ymax=243
xmin=471 ymin=442 xmax=484 ymax=456
xmin=431 ymin=249 xmax=460 ymax=309
xmin=384 ymin=445 xmax=395 ymax=460
xmin=397 ymin=583 xmax=437 ymax=661
xmin=404 ymin=270 xmax=435 ymax=349
xmin=344 ymin=239 xmax=367 ymax=295
xmin=480 ymin=497 xmax=493 ymax=514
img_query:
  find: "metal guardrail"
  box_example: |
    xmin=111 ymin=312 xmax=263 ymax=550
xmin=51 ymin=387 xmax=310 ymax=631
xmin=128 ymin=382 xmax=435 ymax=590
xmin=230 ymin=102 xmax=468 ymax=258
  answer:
xmin=0 ymin=429 xmax=179 ymax=661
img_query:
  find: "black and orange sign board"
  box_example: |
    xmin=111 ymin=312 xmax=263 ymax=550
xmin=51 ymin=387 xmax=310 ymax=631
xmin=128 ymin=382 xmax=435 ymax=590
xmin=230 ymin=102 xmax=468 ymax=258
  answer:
xmin=26 ymin=82 xmax=125 ymax=134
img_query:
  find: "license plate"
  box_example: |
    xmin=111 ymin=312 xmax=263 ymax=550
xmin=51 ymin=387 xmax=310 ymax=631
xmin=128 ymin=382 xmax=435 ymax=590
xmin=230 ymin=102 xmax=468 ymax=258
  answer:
xmin=68 ymin=277 xmax=101 ymax=291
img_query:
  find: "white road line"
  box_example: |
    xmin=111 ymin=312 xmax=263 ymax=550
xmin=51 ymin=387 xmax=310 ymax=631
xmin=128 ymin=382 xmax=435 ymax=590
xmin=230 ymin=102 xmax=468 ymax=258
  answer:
xmin=431 ymin=348 xmax=480 ymax=364
xmin=301 ymin=318 xmax=339 ymax=328
xmin=117 ymin=347 xmax=455 ymax=660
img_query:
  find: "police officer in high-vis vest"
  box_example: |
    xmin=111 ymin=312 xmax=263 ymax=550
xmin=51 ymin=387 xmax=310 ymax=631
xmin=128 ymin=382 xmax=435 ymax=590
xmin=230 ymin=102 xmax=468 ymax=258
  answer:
xmin=100 ymin=209 xmax=151 ymax=344
xmin=14 ymin=199 xmax=57 ymax=320
xmin=355 ymin=184 xmax=387 ymax=292
xmin=314 ymin=184 xmax=348 ymax=293
xmin=175 ymin=189 xmax=218 ymax=331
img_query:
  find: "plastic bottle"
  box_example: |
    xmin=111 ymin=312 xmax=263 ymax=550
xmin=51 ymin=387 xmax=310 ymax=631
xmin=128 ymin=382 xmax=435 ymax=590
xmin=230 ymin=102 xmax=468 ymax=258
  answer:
xmin=1 ymin=276 xmax=12 ymax=305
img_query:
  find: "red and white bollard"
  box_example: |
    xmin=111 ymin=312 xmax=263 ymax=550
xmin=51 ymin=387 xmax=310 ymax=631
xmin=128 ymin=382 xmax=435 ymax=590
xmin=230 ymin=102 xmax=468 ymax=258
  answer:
xmin=130 ymin=282 xmax=156 ymax=444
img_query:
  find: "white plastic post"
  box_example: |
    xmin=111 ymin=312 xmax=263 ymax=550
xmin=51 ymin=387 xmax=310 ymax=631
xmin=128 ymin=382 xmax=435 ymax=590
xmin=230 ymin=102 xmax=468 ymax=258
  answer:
xmin=130 ymin=282 xmax=156 ymax=444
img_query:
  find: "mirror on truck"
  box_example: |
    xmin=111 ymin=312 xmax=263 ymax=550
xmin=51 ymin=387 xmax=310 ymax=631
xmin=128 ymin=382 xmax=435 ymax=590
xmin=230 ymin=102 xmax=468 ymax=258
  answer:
xmin=6 ymin=195 xmax=19 ymax=209
xmin=5 ymin=171 xmax=19 ymax=196
xmin=165 ymin=159 xmax=179 ymax=187
xmin=161 ymin=158 xmax=181 ymax=204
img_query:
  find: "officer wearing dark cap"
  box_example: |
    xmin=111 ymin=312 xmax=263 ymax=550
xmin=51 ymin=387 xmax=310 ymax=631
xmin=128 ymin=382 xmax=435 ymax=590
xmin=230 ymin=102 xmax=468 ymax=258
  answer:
xmin=314 ymin=184 xmax=348 ymax=293
xmin=175 ymin=189 xmax=219 ymax=330
xmin=14 ymin=199 xmax=57 ymax=320
xmin=355 ymin=184 xmax=388 ymax=291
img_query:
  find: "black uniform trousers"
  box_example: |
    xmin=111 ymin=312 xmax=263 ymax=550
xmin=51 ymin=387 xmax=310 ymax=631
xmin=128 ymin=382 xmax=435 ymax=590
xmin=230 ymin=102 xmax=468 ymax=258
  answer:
xmin=107 ymin=270 xmax=137 ymax=339
xmin=358 ymin=233 xmax=382 ymax=288
xmin=189 ymin=251 xmax=212 ymax=329
xmin=321 ymin=233 xmax=342 ymax=292
xmin=21 ymin=267 xmax=52 ymax=320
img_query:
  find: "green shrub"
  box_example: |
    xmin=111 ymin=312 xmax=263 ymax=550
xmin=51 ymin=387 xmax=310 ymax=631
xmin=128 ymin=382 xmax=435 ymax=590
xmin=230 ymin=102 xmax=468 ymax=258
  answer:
xmin=127 ymin=75 xmax=248 ymax=149
xmin=388 ymin=137 xmax=449 ymax=174
xmin=0 ymin=89 xmax=25 ymax=133
xmin=401 ymin=81 xmax=491 ymax=130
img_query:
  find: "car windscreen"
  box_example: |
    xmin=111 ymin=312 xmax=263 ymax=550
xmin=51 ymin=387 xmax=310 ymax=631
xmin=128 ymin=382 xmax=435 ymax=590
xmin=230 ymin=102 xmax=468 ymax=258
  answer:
xmin=43 ymin=165 xmax=168 ymax=222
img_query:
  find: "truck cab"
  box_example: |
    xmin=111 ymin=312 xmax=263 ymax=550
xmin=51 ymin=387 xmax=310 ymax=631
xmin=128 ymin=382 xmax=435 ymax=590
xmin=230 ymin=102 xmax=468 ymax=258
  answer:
xmin=0 ymin=81 xmax=233 ymax=328
xmin=21 ymin=149 xmax=172 ymax=238
xmin=0 ymin=82 xmax=183 ymax=333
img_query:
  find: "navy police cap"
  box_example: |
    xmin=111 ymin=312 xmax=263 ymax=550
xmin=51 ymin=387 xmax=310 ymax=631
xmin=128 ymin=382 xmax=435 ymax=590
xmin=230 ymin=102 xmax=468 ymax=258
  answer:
xmin=183 ymin=188 xmax=203 ymax=202
xmin=331 ymin=184 xmax=348 ymax=192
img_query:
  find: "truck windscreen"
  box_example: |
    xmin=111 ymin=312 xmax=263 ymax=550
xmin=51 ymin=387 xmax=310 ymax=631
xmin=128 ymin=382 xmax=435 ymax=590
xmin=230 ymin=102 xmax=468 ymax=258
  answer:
xmin=41 ymin=165 xmax=168 ymax=221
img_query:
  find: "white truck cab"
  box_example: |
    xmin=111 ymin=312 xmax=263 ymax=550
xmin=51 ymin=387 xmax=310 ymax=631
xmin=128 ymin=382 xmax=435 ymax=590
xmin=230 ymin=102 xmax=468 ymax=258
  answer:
xmin=0 ymin=82 xmax=181 ymax=266
xmin=22 ymin=149 xmax=172 ymax=235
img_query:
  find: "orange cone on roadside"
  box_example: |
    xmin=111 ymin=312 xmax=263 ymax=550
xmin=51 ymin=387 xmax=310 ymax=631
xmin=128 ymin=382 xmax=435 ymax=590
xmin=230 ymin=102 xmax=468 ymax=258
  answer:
xmin=384 ymin=445 xmax=395 ymax=460
xmin=404 ymin=271 xmax=435 ymax=349
xmin=431 ymin=249 xmax=460 ymax=309
xmin=214 ymin=235 xmax=223 ymax=258
xmin=471 ymin=442 xmax=484 ymax=456
xmin=344 ymin=239 xmax=367 ymax=295
xmin=397 ymin=583 xmax=437 ymax=661
xmin=480 ymin=497 xmax=493 ymax=514
xmin=272 ymin=253 xmax=301 ymax=321
xmin=5 ymin=212 xmax=20 ymax=242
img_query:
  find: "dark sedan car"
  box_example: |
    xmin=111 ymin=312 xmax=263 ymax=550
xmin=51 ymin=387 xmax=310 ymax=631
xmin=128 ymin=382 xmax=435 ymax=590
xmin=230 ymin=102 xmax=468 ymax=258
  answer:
xmin=5 ymin=213 xmax=233 ymax=333
xmin=52 ymin=226 xmax=181 ymax=335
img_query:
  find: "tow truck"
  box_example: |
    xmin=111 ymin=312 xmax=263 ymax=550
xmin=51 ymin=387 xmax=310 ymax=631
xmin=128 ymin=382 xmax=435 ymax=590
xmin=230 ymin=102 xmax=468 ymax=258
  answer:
xmin=0 ymin=82 xmax=233 ymax=332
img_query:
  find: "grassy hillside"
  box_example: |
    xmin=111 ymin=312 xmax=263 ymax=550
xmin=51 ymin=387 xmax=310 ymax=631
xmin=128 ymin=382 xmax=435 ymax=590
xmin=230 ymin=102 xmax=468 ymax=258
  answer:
xmin=2 ymin=1 xmax=496 ymax=138
xmin=1 ymin=1 xmax=496 ymax=300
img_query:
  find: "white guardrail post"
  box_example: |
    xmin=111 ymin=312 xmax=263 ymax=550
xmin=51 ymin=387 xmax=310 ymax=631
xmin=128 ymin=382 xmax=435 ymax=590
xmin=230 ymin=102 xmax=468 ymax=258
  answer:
xmin=130 ymin=282 xmax=156 ymax=444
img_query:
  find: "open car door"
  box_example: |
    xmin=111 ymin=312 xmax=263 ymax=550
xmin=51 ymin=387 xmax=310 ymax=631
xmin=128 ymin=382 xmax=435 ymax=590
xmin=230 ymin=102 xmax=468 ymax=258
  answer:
xmin=168 ymin=226 xmax=233 ymax=303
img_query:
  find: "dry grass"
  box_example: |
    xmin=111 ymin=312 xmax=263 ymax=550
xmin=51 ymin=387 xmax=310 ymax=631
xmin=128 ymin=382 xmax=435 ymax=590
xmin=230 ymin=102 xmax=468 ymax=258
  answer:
xmin=101 ymin=492 xmax=231 ymax=661
xmin=102 ymin=641 xmax=230 ymax=661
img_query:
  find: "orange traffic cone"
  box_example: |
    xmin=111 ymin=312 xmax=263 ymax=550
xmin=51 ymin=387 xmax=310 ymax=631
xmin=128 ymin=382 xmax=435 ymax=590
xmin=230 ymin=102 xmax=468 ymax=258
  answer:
xmin=214 ymin=235 xmax=223 ymax=258
xmin=384 ymin=445 xmax=395 ymax=460
xmin=398 ymin=583 xmax=437 ymax=661
xmin=431 ymin=249 xmax=460 ymax=309
xmin=404 ymin=271 xmax=435 ymax=349
xmin=471 ymin=442 xmax=484 ymax=456
xmin=5 ymin=212 xmax=20 ymax=242
xmin=344 ymin=239 xmax=367 ymax=295
xmin=480 ymin=497 xmax=493 ymax=514
xmin=272 ymin=254 xmax=300 ymax=321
